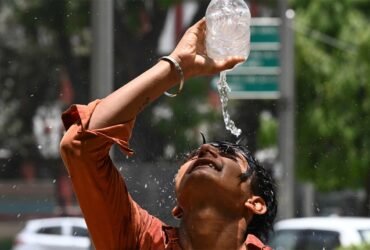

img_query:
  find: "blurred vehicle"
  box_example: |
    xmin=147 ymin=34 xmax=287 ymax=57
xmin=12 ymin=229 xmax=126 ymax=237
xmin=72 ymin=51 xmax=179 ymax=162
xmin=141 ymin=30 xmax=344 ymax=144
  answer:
xmin=269 ymin=217 xmax=370 ymax=250
xmin=12 ymin=217 xmax=91 ymax=250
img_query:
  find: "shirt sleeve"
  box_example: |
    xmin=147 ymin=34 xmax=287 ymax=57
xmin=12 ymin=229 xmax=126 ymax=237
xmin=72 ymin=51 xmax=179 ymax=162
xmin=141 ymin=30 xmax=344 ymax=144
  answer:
xmin=59 ymin=100 xmax=164 ymax=249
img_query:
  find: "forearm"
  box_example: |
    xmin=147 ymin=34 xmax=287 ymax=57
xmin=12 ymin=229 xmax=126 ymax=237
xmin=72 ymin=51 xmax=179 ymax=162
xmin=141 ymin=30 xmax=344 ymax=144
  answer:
xmin=89 ymin=60 xmax=179 ymax=130
xmin=88 ymin=18 xmax=244 ymax=130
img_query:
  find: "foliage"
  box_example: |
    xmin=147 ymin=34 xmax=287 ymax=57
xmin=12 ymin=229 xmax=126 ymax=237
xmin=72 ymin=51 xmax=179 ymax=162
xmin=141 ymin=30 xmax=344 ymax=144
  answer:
xmin=292 ymin=0 xmax=370 ymax=192
xmin=0 ymin=0 xmax=84 ymax=163
xmin=336 ymin=243 xmax=370 ymax=250
xmin=0 ymin=238 xmax=12 ymax=250
xmin=257 ymin=111 xmax=278 ymax=149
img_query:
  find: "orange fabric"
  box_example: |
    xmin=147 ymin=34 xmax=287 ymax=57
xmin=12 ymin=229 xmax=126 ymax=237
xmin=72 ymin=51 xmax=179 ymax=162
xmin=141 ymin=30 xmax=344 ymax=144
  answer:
xmin=246 ymin=235 xmax=272 ymax=250
xmin=60 ymin=100 xmax=270 ymax=250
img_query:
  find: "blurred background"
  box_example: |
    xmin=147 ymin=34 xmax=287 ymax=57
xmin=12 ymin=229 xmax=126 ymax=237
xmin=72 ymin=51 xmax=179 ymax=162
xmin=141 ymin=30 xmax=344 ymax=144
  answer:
xmin=0 ymin=0 xmax=370 ymax=249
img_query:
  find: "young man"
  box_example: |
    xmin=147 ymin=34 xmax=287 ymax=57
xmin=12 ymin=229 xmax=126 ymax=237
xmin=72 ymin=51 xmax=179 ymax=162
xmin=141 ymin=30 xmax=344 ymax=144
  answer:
xmin=60 ymin=18 xmax=277 ymax=250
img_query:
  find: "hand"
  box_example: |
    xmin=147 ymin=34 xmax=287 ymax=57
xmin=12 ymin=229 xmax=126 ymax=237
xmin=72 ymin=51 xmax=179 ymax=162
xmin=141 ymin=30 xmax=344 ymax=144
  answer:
xmin=170 ymin=18 xmax=245 ymax=79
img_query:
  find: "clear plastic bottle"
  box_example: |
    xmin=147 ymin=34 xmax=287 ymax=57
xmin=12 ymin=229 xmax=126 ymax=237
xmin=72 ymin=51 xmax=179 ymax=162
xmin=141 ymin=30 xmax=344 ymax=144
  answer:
xmin=205 ymin=0 xmax=251 ymax=137
xmin=205 ymin=0 xmax=251 ymax=61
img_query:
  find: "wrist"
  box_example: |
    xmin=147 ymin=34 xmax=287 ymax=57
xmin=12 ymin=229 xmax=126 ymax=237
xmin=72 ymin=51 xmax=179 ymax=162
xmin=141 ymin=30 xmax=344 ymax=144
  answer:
xmin=169 ymin=52 xmax=194 ymax=79
xmin=158 ymin=56 xmax=185 ymax=97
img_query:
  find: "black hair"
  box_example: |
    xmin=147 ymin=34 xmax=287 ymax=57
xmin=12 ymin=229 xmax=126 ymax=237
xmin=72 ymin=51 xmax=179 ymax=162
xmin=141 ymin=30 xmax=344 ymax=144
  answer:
xmin=242 ymin=150 xmax=277 ymax=243
xmin=184 ymin=140 xmax=278 ymax=243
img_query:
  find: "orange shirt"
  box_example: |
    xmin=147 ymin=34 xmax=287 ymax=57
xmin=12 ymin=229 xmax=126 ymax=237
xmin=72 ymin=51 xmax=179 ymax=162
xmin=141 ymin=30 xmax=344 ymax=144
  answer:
xmin=60 ymin=100 xmax=271 ymax=250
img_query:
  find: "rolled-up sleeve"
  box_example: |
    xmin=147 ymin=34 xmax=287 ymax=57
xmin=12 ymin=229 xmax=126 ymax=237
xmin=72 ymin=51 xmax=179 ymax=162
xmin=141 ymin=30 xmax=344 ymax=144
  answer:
xmin=59 ymin=99 xmax=142 ymax=249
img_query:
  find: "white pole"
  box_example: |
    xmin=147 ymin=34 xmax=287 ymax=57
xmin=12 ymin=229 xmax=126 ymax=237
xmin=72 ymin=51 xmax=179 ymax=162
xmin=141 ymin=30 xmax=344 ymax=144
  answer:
xmin=277 ymin=7 xmax=296 ymax=219
xmin=90 ymin=0 xmax=114 ymax=99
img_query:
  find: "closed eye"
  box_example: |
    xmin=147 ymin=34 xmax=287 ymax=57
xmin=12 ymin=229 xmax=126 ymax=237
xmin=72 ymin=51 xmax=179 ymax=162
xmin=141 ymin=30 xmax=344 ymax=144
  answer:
xmin=216 ymin=145 xmax=240 ymax=161
xmin=219 ymin=152 xmax=238 ymax=161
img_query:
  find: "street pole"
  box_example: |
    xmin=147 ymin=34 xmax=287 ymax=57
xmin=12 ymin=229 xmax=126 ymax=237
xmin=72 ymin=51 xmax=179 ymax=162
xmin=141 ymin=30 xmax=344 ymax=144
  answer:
xmin=91 ymin=0 xmax=114 ymax=160
xmin=90 ymin=0 xmax=114 ymax=99
xmin=277 ymin=3 xmax=296 ymax=219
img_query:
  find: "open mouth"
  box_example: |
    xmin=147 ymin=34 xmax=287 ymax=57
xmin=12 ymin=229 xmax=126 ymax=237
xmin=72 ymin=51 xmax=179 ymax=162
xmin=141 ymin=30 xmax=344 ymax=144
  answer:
xmin=188 ymin=158 xmax=222 ymax=173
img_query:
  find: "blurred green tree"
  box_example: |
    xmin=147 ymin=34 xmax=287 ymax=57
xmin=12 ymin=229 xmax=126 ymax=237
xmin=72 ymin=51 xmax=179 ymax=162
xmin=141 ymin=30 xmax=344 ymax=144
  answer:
xmin=0 ymin=0 xmax=90 ymax=177
xmin=337 ymin=243 xmax=370 ymax=250
xmin=292 ymin=0 xmax=370 ymax=215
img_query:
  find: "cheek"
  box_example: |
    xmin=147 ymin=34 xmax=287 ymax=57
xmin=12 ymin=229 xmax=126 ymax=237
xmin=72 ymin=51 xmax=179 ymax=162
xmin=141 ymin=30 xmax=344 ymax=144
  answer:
xmin=174 ymin=163 xmax=190 ymax=190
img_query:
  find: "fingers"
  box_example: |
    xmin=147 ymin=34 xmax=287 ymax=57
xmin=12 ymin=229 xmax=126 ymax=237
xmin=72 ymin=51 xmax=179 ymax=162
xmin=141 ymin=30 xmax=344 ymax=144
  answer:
xmin=193 ymin=17 xmax=206 ymax=30
xmin=193 ymin=56 xmax=246 ymax=77
xmin=188 ymin=17 xmax=206 ymax=36
xmin=215 ymin=56 xmax=246 ymax=72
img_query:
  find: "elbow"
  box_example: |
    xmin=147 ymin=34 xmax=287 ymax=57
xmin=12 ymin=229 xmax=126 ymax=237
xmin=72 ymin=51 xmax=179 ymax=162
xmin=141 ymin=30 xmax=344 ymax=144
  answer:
xmin=60 ymin=132 xmax=74 ymax=156
xmin=59 ymin=125 xmax=82 ymax=164
xmin=59 ymin=123 xmax=109 ymax=171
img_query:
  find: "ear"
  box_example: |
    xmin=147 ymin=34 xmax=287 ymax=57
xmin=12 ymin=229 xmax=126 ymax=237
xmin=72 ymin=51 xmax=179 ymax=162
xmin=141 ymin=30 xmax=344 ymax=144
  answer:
xmin=171 ymin=205 xmax=183 ymax=219
xmin=244 ymin=196 xmax=267 ymax=215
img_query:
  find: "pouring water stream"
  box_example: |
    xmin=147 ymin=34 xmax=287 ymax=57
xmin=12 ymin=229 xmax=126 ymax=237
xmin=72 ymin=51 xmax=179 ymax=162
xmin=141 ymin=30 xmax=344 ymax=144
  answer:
xmin=216 ymin=71 xmax=242 ymax=137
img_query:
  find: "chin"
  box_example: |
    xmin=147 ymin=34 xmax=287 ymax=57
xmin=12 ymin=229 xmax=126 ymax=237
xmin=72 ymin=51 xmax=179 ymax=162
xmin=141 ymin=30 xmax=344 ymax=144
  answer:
xmin=180 ymin=168 xmax=219 ymax=186
xmin=177 ymin=174 xmax=223 ymax=203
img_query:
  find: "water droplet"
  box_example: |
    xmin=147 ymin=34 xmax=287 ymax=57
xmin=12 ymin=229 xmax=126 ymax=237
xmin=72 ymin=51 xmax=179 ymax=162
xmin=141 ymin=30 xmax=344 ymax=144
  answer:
xmin=52 ymin=179 xmax=56 ymax=184
xmin=30 ymin=94 xmax=34 ymax=98
xmin=12 ymin=185 xmax=16 ymax=189
xmin=119 ymin=167 xmax=123 ymax=171
xmin=37 ymin=145 xmax=42 ymax=149
xmin=17 ymin=213 xmax=21 ymax=218
xmin=144 ymin=184 xmax=147 ymax=189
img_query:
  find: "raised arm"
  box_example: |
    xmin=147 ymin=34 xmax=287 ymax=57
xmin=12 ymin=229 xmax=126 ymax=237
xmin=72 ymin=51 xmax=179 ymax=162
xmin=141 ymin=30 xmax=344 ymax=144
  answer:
xmin=60 ymin=18 xmax=244 ymax=250
xmin=88 ymin=18 xmax=244 ymax=130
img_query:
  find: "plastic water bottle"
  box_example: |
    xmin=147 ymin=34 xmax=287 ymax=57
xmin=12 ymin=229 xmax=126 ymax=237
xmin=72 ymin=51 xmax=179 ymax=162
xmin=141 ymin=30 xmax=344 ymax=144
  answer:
xmin=205 ymin=0 xmax=251 ymax=61
xmin=205 ymin=0 xmax=251 ymax=137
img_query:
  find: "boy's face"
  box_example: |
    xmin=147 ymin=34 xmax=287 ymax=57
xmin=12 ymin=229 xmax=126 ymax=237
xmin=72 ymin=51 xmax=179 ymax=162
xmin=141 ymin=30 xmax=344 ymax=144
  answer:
xmin=174 ymin=143 xmax=253 ymax=213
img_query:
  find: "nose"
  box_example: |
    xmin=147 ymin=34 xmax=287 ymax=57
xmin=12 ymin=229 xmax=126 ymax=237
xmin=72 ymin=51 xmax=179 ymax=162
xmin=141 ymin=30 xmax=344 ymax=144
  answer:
xmin=198 ymin=144 xmax=218 ymax=158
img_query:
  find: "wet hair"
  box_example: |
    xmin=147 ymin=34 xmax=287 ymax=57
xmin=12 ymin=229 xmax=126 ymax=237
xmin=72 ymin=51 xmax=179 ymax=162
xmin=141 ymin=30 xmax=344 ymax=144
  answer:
xmin=185 ymin=140 xmax=278 ymax=243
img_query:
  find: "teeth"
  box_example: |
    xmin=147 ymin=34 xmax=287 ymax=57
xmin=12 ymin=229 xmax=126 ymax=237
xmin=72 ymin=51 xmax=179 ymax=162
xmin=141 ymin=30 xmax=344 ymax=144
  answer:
xmin=208 ymin=163 xmax=216 ymax=169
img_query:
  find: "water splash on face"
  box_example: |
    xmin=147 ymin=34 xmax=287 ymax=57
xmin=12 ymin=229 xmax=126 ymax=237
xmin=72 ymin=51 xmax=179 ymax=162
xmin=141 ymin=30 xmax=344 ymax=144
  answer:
xmin=217 ymin=71 xmax=241 ymax=137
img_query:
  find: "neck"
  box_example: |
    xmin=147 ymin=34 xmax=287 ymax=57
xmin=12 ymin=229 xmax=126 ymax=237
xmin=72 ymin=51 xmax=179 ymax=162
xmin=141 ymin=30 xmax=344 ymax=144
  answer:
xmin=178 ymin=207 xmax=247 ymax=250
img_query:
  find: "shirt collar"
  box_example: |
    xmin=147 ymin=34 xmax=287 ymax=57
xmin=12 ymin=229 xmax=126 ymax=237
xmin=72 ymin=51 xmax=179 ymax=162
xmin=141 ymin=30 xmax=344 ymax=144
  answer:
xmin=163 ymin=226 xmax=271 ymax=250
xmin=245 ymin=234 xmax=272 ymax=250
